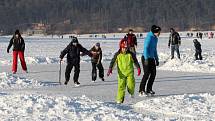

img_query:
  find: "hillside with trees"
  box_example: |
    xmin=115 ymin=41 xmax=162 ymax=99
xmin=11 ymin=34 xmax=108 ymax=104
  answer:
xmin=0 ymin=0 xmax=215 ymax=34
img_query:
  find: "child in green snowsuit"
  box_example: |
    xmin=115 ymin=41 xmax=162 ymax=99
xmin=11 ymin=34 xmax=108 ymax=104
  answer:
xmin=107 ymin=39 xmax=141 ymax=103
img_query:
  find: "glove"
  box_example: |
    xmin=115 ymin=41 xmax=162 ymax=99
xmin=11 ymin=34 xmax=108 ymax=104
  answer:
xmin=155 ymin=59 xmax=159 ymax=66
xmin=59 ymin=56 xmax=63 ymax=61
xmin=7 ymin=49 xmax=9 ymax=53
xmin=137 ymin=68 xmax=141 ymax=76
xmin=107 ymin=68 xmax=112 ymax=76
xmin=144 ymin=60 xmax=149 ymax=66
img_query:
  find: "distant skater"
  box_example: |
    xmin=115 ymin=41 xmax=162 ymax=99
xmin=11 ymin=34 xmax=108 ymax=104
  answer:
xmin=7 ymin=30 xmax=27 ymax=74
xmin=168 ymin=28 xmax=181 ymax=59
xmin=124 ymin=29 xmax=137 ymax=54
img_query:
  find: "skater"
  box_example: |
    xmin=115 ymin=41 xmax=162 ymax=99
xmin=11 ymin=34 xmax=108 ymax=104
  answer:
xmin=7 ymin=29 xmax=27 ymax=74
xmin=90 ymin=42 xmax=104 ymax=82
xmin=139 ymin=25 xmax=161 ymax=96
xmin=168 ymin=28 xmax=181 ymax=59
xmin=60 ymin=37 xmax=93 ymax=86
xmin=107 ymin=39 xmax=141 ymax=104
xmin=124 ymin=29 xmax=137 ymax=53
xmin=193 ymin=39 xmax=202 ymax=60
xmin=199 ymin=32 xmax=203 ymax=40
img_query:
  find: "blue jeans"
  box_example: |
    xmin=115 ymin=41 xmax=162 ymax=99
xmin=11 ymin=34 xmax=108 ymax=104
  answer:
xmin=171 ymin=45 xmax=180 ymax=59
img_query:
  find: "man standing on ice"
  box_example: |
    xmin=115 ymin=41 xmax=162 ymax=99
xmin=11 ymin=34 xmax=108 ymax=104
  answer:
xmin=168 ymin=28 xmax=181 ymax=59
xmin=60 ymin=37 xmax=93 ymax=86
xmin=107 ymin=39 xmax=141 ymax=104
xmin=139 ymin=25 xmax=161 ymax=96
xmin=7 ymin=29 xmax=27 ymax=74
xmin=124 ymin=29 xmax=137 ymax=54
xmin=90 ymin=42 xmax=104 ymax=82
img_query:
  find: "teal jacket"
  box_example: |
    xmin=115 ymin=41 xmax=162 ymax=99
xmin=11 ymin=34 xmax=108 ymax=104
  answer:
xmin=143 ymin=31 xmax=159 ymax=61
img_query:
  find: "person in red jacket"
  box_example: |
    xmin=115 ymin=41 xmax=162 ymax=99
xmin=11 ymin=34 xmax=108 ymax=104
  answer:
xmin=7 ymin=30 xmax=27 ymax=74
xmin=124 ymin=29 xmax=137 ymax=53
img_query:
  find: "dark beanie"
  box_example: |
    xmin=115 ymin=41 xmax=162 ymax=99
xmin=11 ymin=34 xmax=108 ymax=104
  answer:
xmin=151 ymin=25 xmax=161 ymax=33
xmin=71 ymin=37 xmax=78 ymax=43
xmin=15 ymin=29 xmax=20 ymax=35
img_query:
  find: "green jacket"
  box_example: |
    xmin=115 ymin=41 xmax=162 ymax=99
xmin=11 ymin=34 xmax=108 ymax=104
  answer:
xmin=109 ymin=50 xmax=140 ymax=76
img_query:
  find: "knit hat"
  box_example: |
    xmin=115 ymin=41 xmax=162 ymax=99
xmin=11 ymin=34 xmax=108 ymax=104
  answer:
xmin=96 ymin=42 xmax=100 ymax=47
xmin=71 ymin=37 xmax=78 ymax=43
xmin=151 ymin=25 xmax=161 ymax=33
xmin=119 ymin=39 xmax=128 ymax=49
xmin=193 ymin=39 xmax=198 ymax=43
xmin=15 ymin=29 xmax=20 ymax=35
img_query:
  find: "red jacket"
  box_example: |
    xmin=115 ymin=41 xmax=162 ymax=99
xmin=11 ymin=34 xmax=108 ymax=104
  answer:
xmin=124 ymin=33 xmax=137 ymax=47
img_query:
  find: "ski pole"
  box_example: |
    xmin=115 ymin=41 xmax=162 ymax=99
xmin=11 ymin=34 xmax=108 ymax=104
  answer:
xmin=59 ymin=60 xmax=62 ymax=85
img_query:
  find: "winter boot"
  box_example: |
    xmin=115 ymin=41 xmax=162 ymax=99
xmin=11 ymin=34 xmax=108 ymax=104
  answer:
xmin=74 ymin=81 xmax=80 ymax=86
xmin=101 ymin=78 xmax=105 ymax=81
xmin=139 ymin=91 xmax=148 ymax=97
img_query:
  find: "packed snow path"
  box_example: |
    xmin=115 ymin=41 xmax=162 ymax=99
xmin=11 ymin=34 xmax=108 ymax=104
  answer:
xmin=1 ymin=63 xmax=215 ymax=105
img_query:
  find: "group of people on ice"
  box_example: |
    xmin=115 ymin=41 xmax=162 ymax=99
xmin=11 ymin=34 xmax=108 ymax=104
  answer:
xmin=6 ymin=25 xmax=203 ymax=104
xmin=58 ymin=25 xmax=161 ymax=104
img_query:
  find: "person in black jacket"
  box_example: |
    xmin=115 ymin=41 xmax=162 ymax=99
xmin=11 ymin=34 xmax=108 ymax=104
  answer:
xmin=7 ymin=29 xmax=27 ymax=74
xmin=193 ymin=39 xmax=202 ymax=60
xmin=168 ymin=28 xmax=181 ymax=59
xmin=90 ymin=42 xmax=104 ymax=82
xmin=60 ymin=37 xmax=93 ymax=86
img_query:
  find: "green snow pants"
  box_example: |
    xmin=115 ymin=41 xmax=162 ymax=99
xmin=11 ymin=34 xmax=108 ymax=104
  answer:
xmin=116 ymin=73 xmax=135 ymax=103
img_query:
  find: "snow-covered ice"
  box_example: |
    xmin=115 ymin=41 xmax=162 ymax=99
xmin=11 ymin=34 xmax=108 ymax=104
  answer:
xmin=1 ymin=32 xmax=215 ymax=120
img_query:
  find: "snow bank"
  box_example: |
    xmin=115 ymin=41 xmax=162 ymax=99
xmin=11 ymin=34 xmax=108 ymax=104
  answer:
xmin=134 ymin=93 xmax=215 ymax=120
xmin=0 ymin=94 xmax=145 ymax=121
xmin=0 ymin=57 xmax=61 ymax=65
xmin=158 ymin=50 xmax=215 ymax=73
xmin=0 ymin=72 xmax=48 ymax=89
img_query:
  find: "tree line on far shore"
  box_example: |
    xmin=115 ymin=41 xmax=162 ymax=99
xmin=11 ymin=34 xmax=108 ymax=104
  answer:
xmin=0 ymin=0 xmax=215 ymax=34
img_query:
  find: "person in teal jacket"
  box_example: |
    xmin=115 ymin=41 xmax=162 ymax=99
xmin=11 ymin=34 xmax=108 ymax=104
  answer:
xmin=139 ymin=25 xmax=161 ymax=96
xmin=107 ymin=39 xmax=141 ymax=104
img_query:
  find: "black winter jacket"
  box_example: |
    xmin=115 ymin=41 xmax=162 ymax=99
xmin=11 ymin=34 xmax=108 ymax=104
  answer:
xmin=7 ymin=36 xmax=25 ymax=52
xmin=60 ymin=42 xmax=92 ymax=63
xmin=168 ymin=32 xmax=181 ymax=46
xmin=194 ymin=41 xmax=202 ymax=53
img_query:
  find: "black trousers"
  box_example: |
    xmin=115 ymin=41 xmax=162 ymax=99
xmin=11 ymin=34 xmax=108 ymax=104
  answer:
xmin=139 ymin=56 xmax=156 ymax=92
xmin=195 ymin=51 xmax=202 ymax=60
xmin=92 ymin=62 xmax=104 ymax=81
xmin=65 ymin=62 xmax=80 ymax=83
